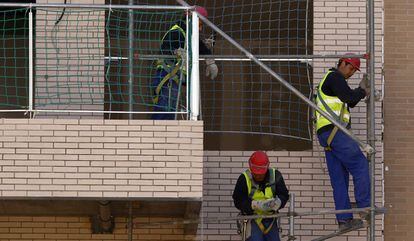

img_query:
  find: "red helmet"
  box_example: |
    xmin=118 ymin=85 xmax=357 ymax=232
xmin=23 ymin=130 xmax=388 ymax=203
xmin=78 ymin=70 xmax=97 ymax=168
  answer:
xmin=249 ymin=151 xmax=270 ymax=175
xmin=340 ymin=53 xmax=361 ymax=71
xmin=194 ymin=6 xmax=208 ymax=18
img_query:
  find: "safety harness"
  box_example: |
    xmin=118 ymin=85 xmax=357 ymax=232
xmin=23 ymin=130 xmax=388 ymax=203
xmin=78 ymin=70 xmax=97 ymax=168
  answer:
xmin=242 ymin=169 xmax=279 ymax=234
xmin=317 ymin=88 xmax=346 ymax=151
xmin=152 ymin=24 xmax=186 ymax=105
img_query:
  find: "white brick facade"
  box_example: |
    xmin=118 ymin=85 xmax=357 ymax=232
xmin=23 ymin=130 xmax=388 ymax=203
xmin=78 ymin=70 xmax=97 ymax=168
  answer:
xmin=0 ymin=119 xmax=203 ymax=199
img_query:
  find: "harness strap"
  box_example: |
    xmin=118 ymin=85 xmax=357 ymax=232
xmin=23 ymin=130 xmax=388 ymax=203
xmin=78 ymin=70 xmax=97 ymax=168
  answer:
xmin=317 ymin=87 xmax=345 ymax=124
xmin=245 ymin=169 xmax=278 ymax=234
xmin=153 ymin=24 xmax=186 ymax=105
xmin=257 ymin=218 xmax=276 ymax=234
xmin=324 ymin=103 xmax=345 ymax=151
xmin=152 ymin=63 xmax=181 ymax=105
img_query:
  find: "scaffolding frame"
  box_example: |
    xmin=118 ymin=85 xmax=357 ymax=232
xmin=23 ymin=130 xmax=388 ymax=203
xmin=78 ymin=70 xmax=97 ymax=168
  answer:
xmin=133 ymin=193 xmax=386 ymax=240
xmin=0 ymin=1 xmax=380 ymax=240
xmin=174 ymin=0 xmax=379 ymax=240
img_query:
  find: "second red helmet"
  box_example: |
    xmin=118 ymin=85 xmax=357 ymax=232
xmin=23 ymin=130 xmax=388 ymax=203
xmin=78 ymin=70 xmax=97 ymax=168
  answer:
xmin=248 ymin=151 xmax=270 ymax=175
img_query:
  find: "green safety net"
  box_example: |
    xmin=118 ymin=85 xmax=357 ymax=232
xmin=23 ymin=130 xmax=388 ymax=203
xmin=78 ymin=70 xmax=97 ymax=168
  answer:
xmin=0 ymin=1 xmax=312 ymax=141
xmin=0 ymin=8 xmax=29 ymax=110
xmin=0 ymin=7 xmax=189 ymax=118
xmin=138 ymin=0 xmax=313 ymax=141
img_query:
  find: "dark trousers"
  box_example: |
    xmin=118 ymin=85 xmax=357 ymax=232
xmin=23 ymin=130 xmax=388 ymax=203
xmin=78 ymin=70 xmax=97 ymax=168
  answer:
xmin=318 ymin=129 xmax=371 ymax=221
xmin=151 ymin=69 xmax=180 ymax=120
xmin=247 ymin=219 xmax=281 ymax=241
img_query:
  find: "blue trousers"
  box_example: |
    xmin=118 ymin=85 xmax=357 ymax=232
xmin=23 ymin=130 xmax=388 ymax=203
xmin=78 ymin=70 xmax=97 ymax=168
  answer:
xmin=247 ymin=219 xmax=281 ymax=241
xmin=151 ymin=69 xmax=180 ymax=120
xmin=318 ymin=129 xmax=371 ymax=221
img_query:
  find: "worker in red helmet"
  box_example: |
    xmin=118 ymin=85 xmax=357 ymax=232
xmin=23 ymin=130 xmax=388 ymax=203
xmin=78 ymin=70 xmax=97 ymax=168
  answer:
xmin=151 ymin=5 xmax=218 ymax=120
xmin=232 ymin=151 xmax=289 ymax=241
xmin=315 ymin=53 xmax=370 ymax=231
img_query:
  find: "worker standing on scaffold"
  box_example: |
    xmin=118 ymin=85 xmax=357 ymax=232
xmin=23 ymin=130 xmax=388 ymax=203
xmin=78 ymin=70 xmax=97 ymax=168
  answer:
xmin=315 ymin=53 xmax=371 ymax=230
xmin=232 ymin=151 xmax=289 ymax=241
xmin=151 ymin=6 xmax=218 ymax=120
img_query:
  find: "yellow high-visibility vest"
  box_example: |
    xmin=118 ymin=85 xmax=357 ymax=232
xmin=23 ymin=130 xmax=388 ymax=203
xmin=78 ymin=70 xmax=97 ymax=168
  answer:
xmin=152 ymin=24 xmax=186 ymax=105
xmin=156 ymin=24 xmax=186 ymax=70
xmin=315 ymin=70 xmax=350 ymax=131
xmin=243 ymin=168 xmax=277 ymax=234
xmin=161 ymin=24 xmax=185 ymax=42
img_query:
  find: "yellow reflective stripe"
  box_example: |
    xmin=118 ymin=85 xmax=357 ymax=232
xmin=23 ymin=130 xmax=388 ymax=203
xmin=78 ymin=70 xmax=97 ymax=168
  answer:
xmin=315 ymin=110 xmax=350 ymax=118
xmin=322 ymin=99 xmax=343 ymax=104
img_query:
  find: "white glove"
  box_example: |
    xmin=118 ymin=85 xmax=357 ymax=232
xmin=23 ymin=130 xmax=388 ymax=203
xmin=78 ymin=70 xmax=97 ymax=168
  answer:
xmin=174 ymin=47 xmax=186 ymax=59
xmin=203 ymin=35 xmax=215 ymax=50
xmin=359 ymin=73 xmax=370 ymax=97
xmin=251 ymin=198 xmax=281 ymax=212
xmin=373 ymin=90 xmax=381 ymax=101
xmin=251 ymin=200 xmax=267 ymax=211
xmin=205 ymin=58 xmax=218 ymax=80
xmin=268 ymin=197 xmax=282 ymax=211
xmin=174 ymin=48 xmax=187 ymax=70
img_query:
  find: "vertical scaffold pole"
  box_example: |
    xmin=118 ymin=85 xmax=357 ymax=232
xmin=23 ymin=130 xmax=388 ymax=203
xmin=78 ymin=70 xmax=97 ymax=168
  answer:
xmin=29 ymin=6 xmax=33 ymax=118
xmin=367 ymin=0 xmax=376 ymax=239
xmin=128 ymin=0 xmax=134 ymax=119
xmin=288 ymin=193 xmax=295 ymax=240
xmin=190 ymin=11 xmax=200 ymax=121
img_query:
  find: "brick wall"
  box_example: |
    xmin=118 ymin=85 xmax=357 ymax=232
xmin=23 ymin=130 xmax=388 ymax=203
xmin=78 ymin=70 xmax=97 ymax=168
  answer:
xmin=201 ymin=150 xmax=383 ymax=241
xmin=0 ymin=119 xmax=203 ymax=199
xmin=383 ymin=0 xmax=414 ymax=240
xmin=0 ymin=216 xmax=195 ymax=241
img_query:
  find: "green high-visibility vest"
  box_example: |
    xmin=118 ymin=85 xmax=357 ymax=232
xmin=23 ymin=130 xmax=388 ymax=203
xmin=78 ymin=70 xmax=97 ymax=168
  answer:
xmin=243 ymin=168 xmax=277 ymax=234
xmin=315 ymin=71 xmax=350 ymax=131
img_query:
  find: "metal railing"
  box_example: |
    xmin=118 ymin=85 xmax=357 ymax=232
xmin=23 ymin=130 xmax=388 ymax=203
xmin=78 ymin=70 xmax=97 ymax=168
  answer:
xmin=131 ymin=193 xmax=386 ymax=241
xmin=0 ymin=3 xmax=198 ymax=119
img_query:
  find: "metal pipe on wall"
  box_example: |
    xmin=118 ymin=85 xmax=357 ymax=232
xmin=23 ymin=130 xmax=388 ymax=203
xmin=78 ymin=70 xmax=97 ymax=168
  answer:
xmin=128 ymin=202 xmax=133 ymax=241
xmin=98 ymin=201 xmax=113 ymax=232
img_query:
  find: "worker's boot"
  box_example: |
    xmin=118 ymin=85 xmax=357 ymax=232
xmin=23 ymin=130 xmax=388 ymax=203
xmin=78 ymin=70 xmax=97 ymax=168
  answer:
xmin=338 ymin=218 xmax=363 ymax=231
xmin=360 ymin=212 xmax=371 ymax=225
